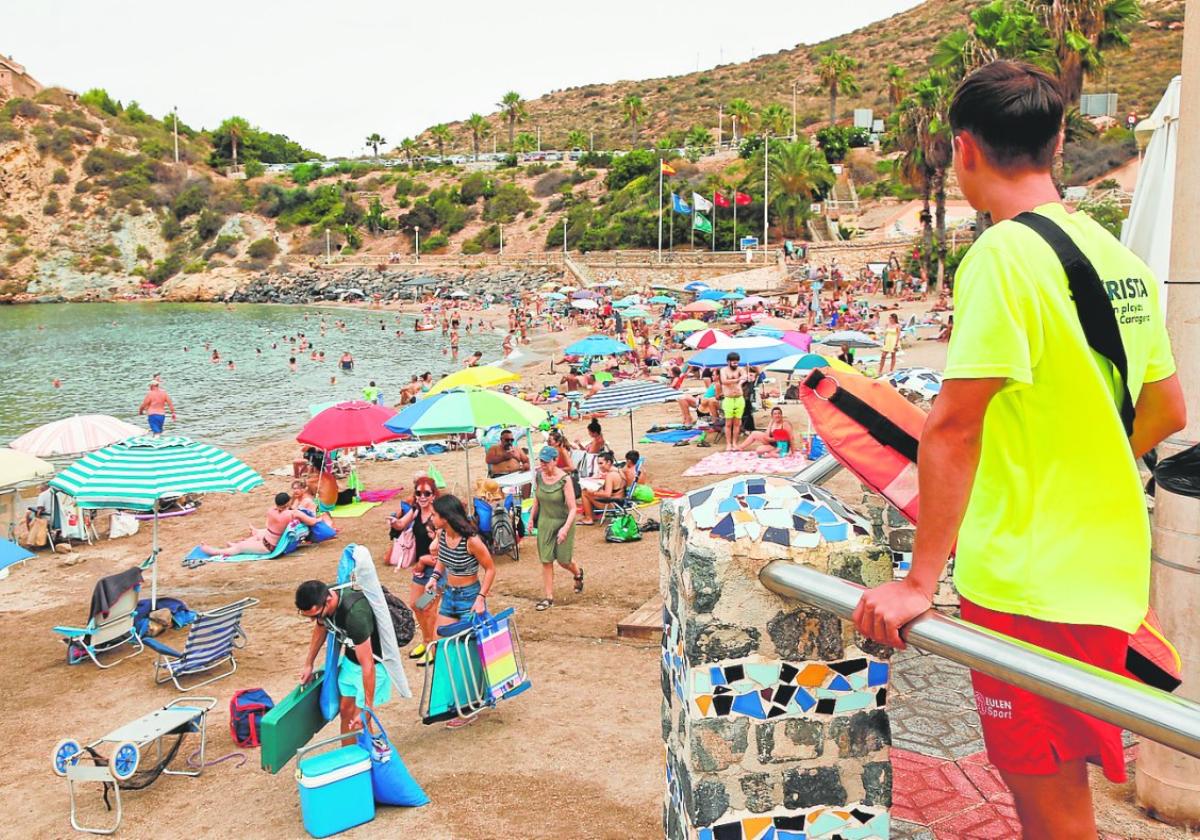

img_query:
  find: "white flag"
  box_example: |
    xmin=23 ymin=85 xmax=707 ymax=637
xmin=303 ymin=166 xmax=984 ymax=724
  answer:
xmin=692 ymin=192 xmax=713 ymax=213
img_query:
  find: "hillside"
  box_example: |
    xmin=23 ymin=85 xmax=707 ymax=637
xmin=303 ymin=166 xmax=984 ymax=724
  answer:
xmin=425 ymin=0 xmax=1184 ymax=152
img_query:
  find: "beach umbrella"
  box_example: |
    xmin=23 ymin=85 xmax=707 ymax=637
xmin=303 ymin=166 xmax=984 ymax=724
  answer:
xmin=297 ymin=401 xmax=401 ymax=450
xmin=735 ymin=295 xmax=766 ymax=308
xmin=425 ymin=365 xmax=520 ymax=397
xmin=0 ymin=537 xmax=34 ymax=577
xmin=672 ymin=319 xmax=709 ymax=333
xmin=681 ymin=300 xmax=721 ymax=314
xmin=571 ymin=289 xmax=599 ymax=299
xmin=571 ymin=299 xmax=598 ymax=310
xmin=50 ymin=436 xmax=263 ymax=606
xmin=611 ymin=299 xmax=632 ymax=309
xmin=887 ymin=367 xmax=943 ymax=401
xmin=617 ymin=294 xmax=643 ymax=306
xmin=683 ymin=281 xmax=710 ymax=293
xmin=10 ymin=414 xmax=145 ymax=458
xmin=578 ymin=380 xmax=686 ymax=447
xmin=0 ymin=447 xmax=56 ymax=489
xmin=648 ymin=295 xmax=678 ymax=306
xmin=384 ymin=387 xmax=549 ymax=490
xmin=711 ymin=336 xmax=786 ymax=351
xmin=450 ymin=290 xmax=471 ymax=298
xmin=780 ymin=331 xmax=815 ymax=350
xmin=697 ymin=289 xmax=727 ymax=301
xmin=623 ymin=307 xmax=652 ymax=320
xmin=684 ymin=328 xmax=732 ymax=350
xmin=722 ymin=291 xmax=746 ymax=301
xmin=743 ymin=324 xmax=784 ymax=338
xmin=494 ymin=346 xmax=550 ymax=371
xmin=541 ymin=291 xmax=567 ymax=300
xmin=564 ymin=335 xmax=633 ymax=357
xmin=816 ymin=330 xmax=881 ymax=349
xmin=766 ymin=353 xmax=855 ymax=375
xmin=686 ymin=340 xmax=793 ymax=368
xmin=558 ymin=285 xmax=578 ymax=292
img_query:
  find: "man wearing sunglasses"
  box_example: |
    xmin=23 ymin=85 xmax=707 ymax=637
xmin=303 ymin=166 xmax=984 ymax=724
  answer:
xmin=295 ymin=579 xmax=391 ymax=737
xmin=485 ymin=429 xmax=529 ymax=477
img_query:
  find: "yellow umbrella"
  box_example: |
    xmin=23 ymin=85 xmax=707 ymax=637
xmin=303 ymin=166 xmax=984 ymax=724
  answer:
xmin=672 ymin=319 xmax=709 ymax=332
xmin=0 ymin=447 xmax=54 ymax=489
xmin=424 ymin=366 xmax=520 ymax=397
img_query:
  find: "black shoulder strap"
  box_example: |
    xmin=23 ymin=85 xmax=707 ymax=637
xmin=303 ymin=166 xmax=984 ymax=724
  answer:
xmin=804 ymin=370 xmax=920 ymax=463
xmin=1012 ymin=211 xmax=1135 ymax=437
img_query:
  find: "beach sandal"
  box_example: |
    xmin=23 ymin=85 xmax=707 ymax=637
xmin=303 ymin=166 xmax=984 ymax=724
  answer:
xmin=446 ymin=715 xmax=477 ymax=730
xmin=578 ymin=519 xmax=595 ymax=526
xmin=573 ymin=568 xmax=585 ymax=594
xmin=697 ymin=439 xmax=712 ymax=448
xmin=673 ymin=440 xmax=690 ymax=447
xmin=409 ymin=643 xmax=426 ymax=660
xmin=536 ymin=598 xmax=554 ymax=611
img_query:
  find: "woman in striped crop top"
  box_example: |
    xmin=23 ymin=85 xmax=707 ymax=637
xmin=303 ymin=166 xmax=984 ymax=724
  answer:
xmin=425 ymin=494 xmax=496 ymax=628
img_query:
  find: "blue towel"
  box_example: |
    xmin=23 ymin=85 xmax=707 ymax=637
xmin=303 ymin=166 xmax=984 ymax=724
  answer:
xmin=644 ymin=429 xmax=702 ymax=444
xmin=183 ymin=523 xmax=309 ymax=565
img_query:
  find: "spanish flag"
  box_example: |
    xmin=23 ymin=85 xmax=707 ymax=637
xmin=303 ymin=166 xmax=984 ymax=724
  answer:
xmin=660 ymin=161 xmax=676 ymax=175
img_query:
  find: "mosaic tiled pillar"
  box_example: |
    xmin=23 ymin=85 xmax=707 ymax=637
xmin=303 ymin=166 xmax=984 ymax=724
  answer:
xmin=660 ymin=476 xmax=895 ymax=840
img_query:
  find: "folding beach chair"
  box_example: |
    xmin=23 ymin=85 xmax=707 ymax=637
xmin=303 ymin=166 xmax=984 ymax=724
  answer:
xmin=52 ymin=572 xmax=145 ymax=668
xmin=597 ymin=459 xmax=644 ymax=524
xmin=150 ymin=597 xmax=259 ymax=690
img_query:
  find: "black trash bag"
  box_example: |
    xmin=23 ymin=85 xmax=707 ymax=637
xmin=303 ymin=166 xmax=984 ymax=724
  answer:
xmin=1152 ymin=442 xmax=1200 ymax=499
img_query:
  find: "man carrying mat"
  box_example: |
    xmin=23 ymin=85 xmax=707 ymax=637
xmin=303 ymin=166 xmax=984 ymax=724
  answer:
xmin=296 ymin=580 xmax=391 ymax=737
xmin=852 ymin=61 xmax=1186 ymax=840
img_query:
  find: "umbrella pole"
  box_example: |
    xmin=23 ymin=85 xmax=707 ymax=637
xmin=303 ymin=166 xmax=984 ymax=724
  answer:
xmin=151 ymin=503 xmax=159 ymax=610
xmin=464 ymin=445 xmax=471 ymax=498
xmin=629 ymin=410 xmax=636 ymax=449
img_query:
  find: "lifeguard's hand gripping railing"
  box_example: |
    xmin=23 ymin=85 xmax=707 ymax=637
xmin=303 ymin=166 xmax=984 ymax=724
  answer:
xmin=770 ymin=455 xmax=1200 ymax=761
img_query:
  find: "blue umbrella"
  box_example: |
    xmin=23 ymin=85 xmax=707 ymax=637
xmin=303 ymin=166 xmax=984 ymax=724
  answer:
xmin=743 ymin=324 xmax=784 ymax=338
xmin=722 ymin=291 xmax=745 ymax=301
xmin=611 ymin=299 xmax=632 ymax=309
xmin=697 ymin=289 xmax=727 ymax=301
xmin=648 ymin=295 xmax=677 ymax=305
xmin=686 ymin=341 xmax=794 ymax=368
xmin=684 ymin=281 xmax=710 ymax=293
xmin=564 ymin=335 xmax=634 ymax=357
xmin=0 ymin=538 xmax=33 ymax=574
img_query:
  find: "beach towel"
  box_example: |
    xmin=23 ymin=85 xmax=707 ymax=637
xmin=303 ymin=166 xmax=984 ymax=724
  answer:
xmin=358 ymin=488 xmax=404 ymax=503
xmin=683 ymin=451 xmax=814 ymax=477
xmin=643 ymin=429 xmax=702 ymax=444
xmin=330 ymin=501 xmax=381 ymax=518
xmin=182 ymin=523 xmax=310 ymax=566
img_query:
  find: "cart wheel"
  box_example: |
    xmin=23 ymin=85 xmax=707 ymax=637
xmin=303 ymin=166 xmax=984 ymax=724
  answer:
xmin=110 ymin=741 xmax=140 ymax=780
xmin=52 ymin=739 xmax=82 ymax=776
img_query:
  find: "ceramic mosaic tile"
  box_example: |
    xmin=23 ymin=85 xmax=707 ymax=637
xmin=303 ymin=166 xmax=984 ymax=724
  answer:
xmin=686 ymin=476 xmax=871 ymax=547
xmin=690 ymin=656 xmax=889 ymax=720
xmin=696 ymin=806 xmax=889 ymax=840
xmin=662 ymin=606 xmax=686 ymax=702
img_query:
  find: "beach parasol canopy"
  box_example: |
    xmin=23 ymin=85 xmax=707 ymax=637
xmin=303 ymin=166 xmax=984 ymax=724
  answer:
xmin=50 ymin=436 xmax=263 ymax=606
xmin=571 ymin=299 xmax=598 ymax=310
xmin=735 ymin=295 xmax=766 ymax=308
xmin=564 ymin=335 xmax=633 ymax=357
xmin=683 ymin=281 xmax=710 ymax=293
xmin=611 ymin=299 xmax=632 ymax=309
xmin=541 ymin=291 xmax=567 ymax=300
xmin=578 ymin=380 xmax=686 ymax=446
xmin=765 ymin=353 xmax=855 ymax=375
xmin=622 ymin=307 xmax=651 ymax=320
xmin=743 ymin=324 xmax=784 ymax=338
xmin=816 ymin=330 xmax=882 ymax=349
xmin=721 ymin=291 xmax=746 ymax=301
xmin=686 ymin=340 xmax=794 ymax=368
xmin=0 ymin=537 xmax=34 ymax=577
xmin=697 ymin=289 xmax=728 ymax=301
xmin=684 ymin=328 xmax=732 ymax=350
xmin=297 ymin=401 xmax=401 ymax=451
xmin=10 ymin=414 xmax=145 ymax=458
xmin=648 ymin=295 xmax=678 ymax=305
xmin=887 ymin=367 xmax=944 ymax=400
xmin=681 ymin=300 xmax=721 ymax=314
xmin=0 ymin=447 xmax=56 ymax=489
xmin=672 ymin=319 xmax=709 ymax=333
xmin=781 ymin=331 xmax=815 ymax=350
xmin=426 ymin=366 xmax=520 ymax=397
xmin=571 ymin=289 xmax=599 ymax=299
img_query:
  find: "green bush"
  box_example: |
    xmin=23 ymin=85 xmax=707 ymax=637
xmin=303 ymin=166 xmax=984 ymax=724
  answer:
xmin=578 ymin=152 xmax=612 ymax=168
xmin=160 ymin=213 xmax=182 ymax=240
xmin=43 ymin=192 xmax=61 ymax=215
xmin=136 ymin=244 xmax=152 ymax=262
xmin=68 ymin=195 xmax=86 ymax=213
xmin=183 ymin=258 xmax=206 ymax=273
xmin=459 ymin=172 xmax=497 ymax=204
xmin=605 ymin=149 xmax=656 ymax=190
xmin=148 ymin=251 xmax=184 ymax=284
xmin=52 ymin=167 xmax=69 ymax=185
xmin=534 ymin=170 xmax=572 ymax=197
xmin=79 ymin=88 xmax=122 ymax=116
xmin=291 ymin=162 xmax=325 ymax=185
xmin=461 ymin=224 xmax=501 ymax=254
xmin=0 ymin=122 xmax=21 ymax=143
xmin=244 ymin=159 xmax=266 ymax=179
xmin=203 ymin=234 xmax=240 ymax=259
xmin=194 ymin=208 xmax=225 ymax=241
xmin=172 ymin=181 xmax=211 ymax=219
xmin=461 ymin=239 xmax=484 ymax=255
xmin=420 ymin=232 xmax=449 ymax=252
xmin=2 ymin=98 xmax=43 ymax=120
xmin=483 ymin=183 xmax=536 ymax=223
xmin=247 ymin=237 xmax=280 ymax=260
xmin=815 ymin=126 xmax=852 ymax=162
xmin=525 ymin=162 xmax=550 ymax=177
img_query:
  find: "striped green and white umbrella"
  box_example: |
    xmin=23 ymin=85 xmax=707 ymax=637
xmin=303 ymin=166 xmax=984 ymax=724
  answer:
xmin=51 ymin=436 xmax=263 ymax=607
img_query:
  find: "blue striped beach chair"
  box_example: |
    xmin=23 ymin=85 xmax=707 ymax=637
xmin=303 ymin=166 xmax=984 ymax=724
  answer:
xmin=151 ymin=597 xmax=259 ymax=690
xmin=53 ymin=583 xmax=144 ymax=668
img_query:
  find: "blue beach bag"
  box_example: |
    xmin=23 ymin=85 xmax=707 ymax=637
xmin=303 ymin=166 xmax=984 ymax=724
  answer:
xmin=357 ymin=708 xmax=429 ymax=807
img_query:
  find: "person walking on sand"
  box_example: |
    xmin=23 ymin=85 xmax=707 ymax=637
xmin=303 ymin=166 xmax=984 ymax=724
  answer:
xmin=390 ymin=475 xmax=441 ymax=666
xmin=138 ymin=380 xmax=176 ymax=436
xmin=852 ymin=61 xmax=1185 ymax=840
xmin=718 ymin=352 xmax=747 ymax=451
xmin=879 ymin=313 xmax=902 ymax=375
xmin=528 ymin=446 xmax=582 ymax=611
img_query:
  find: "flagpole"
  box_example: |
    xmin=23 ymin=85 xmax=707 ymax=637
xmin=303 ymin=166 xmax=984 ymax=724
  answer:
xmin=712 ymin=191 xmax=717 ymax=252
xmin=763 ymin=133 xmax=770 ymax=253
xmin=657 ymin=164 xmax=664 ymax=261
xmin=670 ymin=199 xmax=674 ymax=253
xmin=733 ymin=195 xmax=738 ymax=253
xmin=690 ymin=211 xmax=695 ymax=249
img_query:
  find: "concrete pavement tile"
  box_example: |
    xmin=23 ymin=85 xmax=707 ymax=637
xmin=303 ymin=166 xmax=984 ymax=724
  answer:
xmin=928 ymin=802 xmax=1022 ymax=839
xmin=888 ymin=702 xmax=984 ymax=760
xmin=891 ymin=818 xmax=936 ymax=840
xmin=892 ymin=748 xmax=985 ymax=826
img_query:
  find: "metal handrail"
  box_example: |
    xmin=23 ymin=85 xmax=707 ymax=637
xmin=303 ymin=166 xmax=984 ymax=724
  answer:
xmin=758 ymin=561 xmax=1200 ymax=760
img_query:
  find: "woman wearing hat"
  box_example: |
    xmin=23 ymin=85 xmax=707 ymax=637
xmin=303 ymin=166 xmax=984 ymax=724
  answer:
xmin=528 ymin=445 xmax=582 ymax=611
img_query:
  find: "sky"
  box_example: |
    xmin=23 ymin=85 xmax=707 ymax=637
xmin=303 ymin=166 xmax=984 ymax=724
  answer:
xmin=8 ymin=1 xmax=922 ymax=157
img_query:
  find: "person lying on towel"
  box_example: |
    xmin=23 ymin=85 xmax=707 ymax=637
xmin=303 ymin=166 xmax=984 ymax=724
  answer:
xmin=199 ymin=492 xmax=316 ymax=558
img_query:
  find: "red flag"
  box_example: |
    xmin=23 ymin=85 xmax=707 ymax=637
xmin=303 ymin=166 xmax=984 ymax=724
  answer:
xmin=735 ymin=191 xmax=752 ymax=206
xmin=714 ymin=191 xmax=731 ymax=208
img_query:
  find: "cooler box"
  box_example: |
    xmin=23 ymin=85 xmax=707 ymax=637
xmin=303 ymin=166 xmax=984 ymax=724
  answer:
xmin=296 ymin=740 xmax=375 ymax=837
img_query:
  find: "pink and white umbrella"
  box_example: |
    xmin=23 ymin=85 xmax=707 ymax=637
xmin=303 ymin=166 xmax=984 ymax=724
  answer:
xmin=735 ymin=295 xmax=767 ymax=308
xmin=9 ymin=414 xmax=146 ymax=458
xmin=683 ymin=328 xmax=732 ymax=349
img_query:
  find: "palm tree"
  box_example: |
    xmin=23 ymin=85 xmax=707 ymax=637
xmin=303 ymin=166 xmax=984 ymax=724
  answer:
xmin=430 ymin=124 xmax=453 ymax=159
xmin=465 ymin=114 xmax=491 ymax=160
xmin=685 ymin=125 xmax=713 ymax=148
xmin=365 ymin=132 xmax=386 ymax=159
xmin=220 ymin=116 xmax=251 ymax=169
xmin=498 ymin=91 xmax=527 ymax=151
xmin=767 ymin=140 xmax=835 ymax=237
xmin=759 ymin=103 xmax=790 ymax=137
xmin=727 ymin=99 xmax=755 ymax=144
xmin=886 ymin=65 xmax=908 ymax=107
xmin=814 ymin=51 xmax=861 ymax=125
xmin=513 ymin=132 xmax=537 ymax=154
xmin=932 ymin=1 xmax=1058 ymax=79
xmin=567 ymin=129 xmax=589 ymax=151
xmin=892 ymin=95 xmax=934 ymax=272
xmin=1033 ymin=0 xmax=1141 ymax=104
xmin=622 ymin=95 xmax=648 ymax=147
xmin=397 ymin=137 xmax=420 ymax=164
xmin=912 ymin=73 xmax=953 ymax=287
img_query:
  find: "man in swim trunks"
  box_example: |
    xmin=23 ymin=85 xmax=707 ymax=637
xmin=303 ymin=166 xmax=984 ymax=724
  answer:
xmin=296 ymin=579 xmax=390 ymax=737
xmin=138 ymin=381 xmax=176 ymax=436
xmin=485 ymin=430 xmax=530 ymax=477
xmin=852 ymin=62 xmax=1185 ymax=840
xmin=339 ymin=351 xmax=354 ymax=371
xmin=718 ymin=352 xmax=747 ymax=451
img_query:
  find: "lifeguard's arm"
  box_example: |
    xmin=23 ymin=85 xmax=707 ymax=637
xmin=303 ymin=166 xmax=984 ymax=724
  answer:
xmin=1130 ymin=374 xmax=1187 ymax=459
xmin=852 ymin=377 xmax=1005 ymax=648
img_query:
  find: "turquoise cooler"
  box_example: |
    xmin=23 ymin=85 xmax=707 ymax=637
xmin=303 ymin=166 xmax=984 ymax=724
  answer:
xmin=296 ymin=737 xmax=375 ymax=837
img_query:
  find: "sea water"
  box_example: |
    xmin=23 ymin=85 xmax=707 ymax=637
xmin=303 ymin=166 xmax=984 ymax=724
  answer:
xmin=0 ymin=302 xmax=502 ymax=450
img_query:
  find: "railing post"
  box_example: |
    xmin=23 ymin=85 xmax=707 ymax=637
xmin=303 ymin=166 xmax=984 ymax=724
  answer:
xmin=660 ymin=477 xmax=895 ymax=840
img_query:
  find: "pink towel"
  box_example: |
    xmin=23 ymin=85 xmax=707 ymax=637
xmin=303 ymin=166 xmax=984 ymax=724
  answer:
xmin=683 ymin=451 xmax=812 ymax=477
xmin=358 ymin=488 xmax=404 ymax=503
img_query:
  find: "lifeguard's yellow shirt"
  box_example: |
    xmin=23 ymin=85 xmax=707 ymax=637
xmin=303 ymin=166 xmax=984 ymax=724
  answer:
xmin=945 ymin=202 xmax=1175 ymax=633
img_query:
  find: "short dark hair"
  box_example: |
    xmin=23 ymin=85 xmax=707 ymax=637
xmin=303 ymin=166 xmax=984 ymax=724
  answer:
xmin=295 ymin=580 xmax=329 ymax=611
xmin=274 ymin=491 xmax=292 ymax=506
xmin=625 ymin=450 xmax=640 ymax=465
xmin=949 ymin=60 xmax=1063 ymax=171
xmin=726 ymin=352 xmax=740 ymax=362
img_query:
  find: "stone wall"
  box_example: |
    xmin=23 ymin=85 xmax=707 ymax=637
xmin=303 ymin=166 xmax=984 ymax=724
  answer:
xmin=660 ymin=476 xmax=895 ymax=840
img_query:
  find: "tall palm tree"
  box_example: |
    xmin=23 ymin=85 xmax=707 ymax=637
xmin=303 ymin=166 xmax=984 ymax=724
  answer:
xmin=397 ymin=137 xmax=419 ymax=164
xmin=465 ymin=114 xmax=491 ymax=160
xmin=1032 ymin=0 xmax=1141 ymax=103
xmin=513 ymin=132 xmax=537 ymax=154
xmin=685 ymin=125 xmax=713 ymax=148
xmin=912 ymin=73 xmax=953 ymax=287
xmin=886 ymin=65 xmax=908 ymax=107
xmin=567 ymin=129 xmax=589 ymax=151
xmin=814 ymin=51 xmax=861 ymax=125
xmin=220 ymin=116 xmax=251 ymax=169
xmin=622 ymin=95 xmax=648 ymax=147
xmin=498 ymin=91 xmax=527 ymax=151
xmin=365 ymin=132 xmax=386 ymax=158
xmin=892 ymin=95 xmax=934 ymax=272
xmin=932 ymin=1 xmax=1058 ymax=79
xmin=767 ymin=140 xmax=835 ymax=237
xmin=759 ymin=103 xmax=790 ymax=137
xmin=727 ymin=98 xmax=755 ymax=144
xmin=430 ymin=124 xmax=453 ymax=159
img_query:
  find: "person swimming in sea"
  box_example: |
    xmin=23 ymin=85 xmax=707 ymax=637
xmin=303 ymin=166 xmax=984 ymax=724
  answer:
xmin=289 ymin=356 xmax=298 ymax=372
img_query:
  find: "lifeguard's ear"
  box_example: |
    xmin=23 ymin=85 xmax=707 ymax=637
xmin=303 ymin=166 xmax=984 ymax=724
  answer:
xmin=953 ymin=132 xmax=978 ymax=170
xmin=1053 ymin=129 xmax=1064 ymax=156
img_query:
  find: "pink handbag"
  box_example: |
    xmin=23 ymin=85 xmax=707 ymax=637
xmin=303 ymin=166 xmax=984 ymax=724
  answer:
xmin=388 ymin=527 xmax=417 ymax=568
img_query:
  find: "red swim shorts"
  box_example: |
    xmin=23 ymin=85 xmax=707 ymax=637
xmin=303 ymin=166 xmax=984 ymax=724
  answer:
xmin=960 ymin=598 xmax=1128 ymax=783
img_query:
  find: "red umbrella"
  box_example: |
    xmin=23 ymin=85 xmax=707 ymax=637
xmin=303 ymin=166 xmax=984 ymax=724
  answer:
xmin=297 ymin=401 xmax=402 ymax=450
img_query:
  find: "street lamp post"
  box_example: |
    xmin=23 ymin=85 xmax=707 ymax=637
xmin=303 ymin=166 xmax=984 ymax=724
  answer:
xmin=562 ymin=217 xmax=568 ymax=255
xmin=791 ymin=80 xmax=801 ymax=141
xmin=499 ymin=224 xmax=504 ymax=257
xmin=537 ymin=126 xmax=541 ymax=152
xmin=325 ymin=228 xmax=331 ymax=264
xmin=415 ymin=226 xmax=420 ymax=262
xmin=763 ymin=133 xmax=770 ymax=251
xmin=172 ymin=106 xmax=180 ymax=164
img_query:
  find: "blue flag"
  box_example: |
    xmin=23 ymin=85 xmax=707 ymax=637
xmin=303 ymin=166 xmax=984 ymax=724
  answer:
xmin=672 ymin=193 xmax=691 ymax=214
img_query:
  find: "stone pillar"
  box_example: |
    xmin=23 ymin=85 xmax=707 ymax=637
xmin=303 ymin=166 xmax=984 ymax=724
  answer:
xmin=661 ymin=476 xmax=895 ymax=840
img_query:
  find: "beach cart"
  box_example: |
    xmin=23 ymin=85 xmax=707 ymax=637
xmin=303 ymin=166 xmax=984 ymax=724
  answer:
xmin=420 ymin=608 xmax=531 ymax=724
xmin=51 ymin=696 xmax=218 ymax=835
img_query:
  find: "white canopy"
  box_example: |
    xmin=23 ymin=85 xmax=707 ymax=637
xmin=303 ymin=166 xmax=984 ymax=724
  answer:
xmin=1123 ymin=76 xmax=1180 ymax=308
